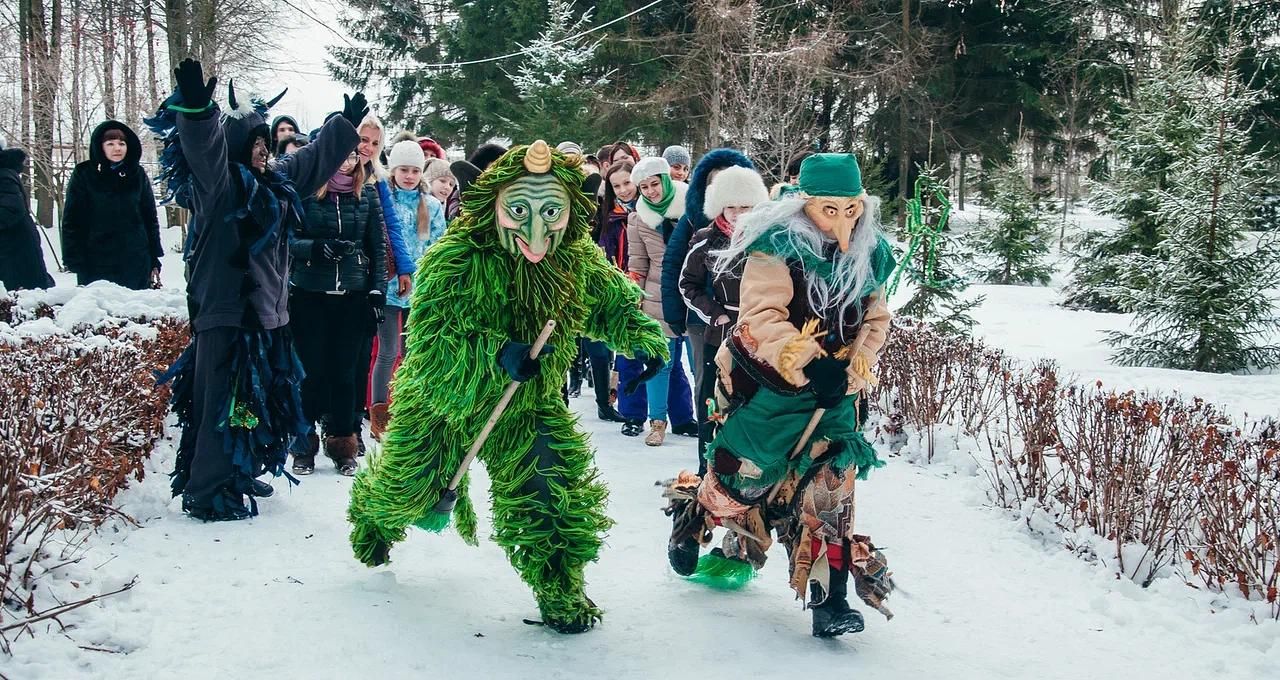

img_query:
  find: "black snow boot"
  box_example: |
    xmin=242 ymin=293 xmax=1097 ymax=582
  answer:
xmin=811 ymin=566 xmax=865 ymax=638
xmin=181 ymin=488 xmax=251 ymax=522
xmin=621 ymin=420 xmax=644 ymax=437
xmin=249 ymin=477 xmax=275 ymax=498
xmin=597 ymin=403 xmax=626 ymax=423
xmin=668 ymin=537 xmax=701 ymax=576
xmin=670 ymin=421 xmax=699 ymax=437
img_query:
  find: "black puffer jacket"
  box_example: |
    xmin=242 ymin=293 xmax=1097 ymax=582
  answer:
xmin=679 ymin=224 xmax=743 ymax=347
xmin=61 ymin=120 xmax=163 ymax=290
xmin=0 ymin=150 xmax=54 ymax=291
xmin=290 ymin=183 xmax=387 ymax=294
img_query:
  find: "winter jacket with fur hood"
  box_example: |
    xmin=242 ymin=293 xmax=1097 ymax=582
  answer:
xmin=0 ymin=149 xmax=53 ymax=291
xmin=291 ymin=183 xmax=388 ymax=295
xmin=660 ymin=149 xmax=755 ymax=334
xmin=61 ymin=121 xmax=163 ymax=290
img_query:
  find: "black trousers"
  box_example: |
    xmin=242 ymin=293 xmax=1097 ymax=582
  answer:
xmin=185 ymin=326 xmax=237 ymax=501
xmin=291 ymin=290 xmax=367 ymax=438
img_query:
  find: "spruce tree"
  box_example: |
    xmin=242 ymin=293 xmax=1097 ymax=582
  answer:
xmin=1107 ymin=27 xmax=1280 ymax=373
xmin=503 ymin=1 xmax=607 ymax=145
xmin=1061 ymin=40 xmax=1202 ymax=312
xmin=889 ymin=165 xmax=982 ymax=336
xmin=971 ymin=166 xmax=1054 ymax=286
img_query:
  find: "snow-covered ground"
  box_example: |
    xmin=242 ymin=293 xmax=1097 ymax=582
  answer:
xmin=4 ymin=406 xmax=1276 ymax=680
xmin=6 ymin=207 xmax=1278 ymax=678
xmin=934 ymin=204 xmax=1280 ymax=419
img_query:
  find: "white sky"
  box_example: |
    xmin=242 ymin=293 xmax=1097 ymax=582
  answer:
xmin=261 ymin=0 xmax=363 ymax=131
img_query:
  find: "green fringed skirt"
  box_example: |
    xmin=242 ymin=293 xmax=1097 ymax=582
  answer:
xmin=706 ymin=389 xmax=883 ymax=491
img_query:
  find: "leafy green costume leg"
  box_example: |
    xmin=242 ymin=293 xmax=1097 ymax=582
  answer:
xmin=482 ymin=404 xmax=611 ymax=630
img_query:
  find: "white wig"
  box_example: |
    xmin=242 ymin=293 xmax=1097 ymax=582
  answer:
xmin=711 ymin=194 xmax=885 ymax=335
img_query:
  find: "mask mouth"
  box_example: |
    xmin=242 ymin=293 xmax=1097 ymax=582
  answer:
xmin=516 ymin=237 xmax=547 ymax=264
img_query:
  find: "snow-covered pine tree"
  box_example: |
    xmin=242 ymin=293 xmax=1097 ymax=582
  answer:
xmin=971 ymin=166 xmax=1054 ymax=286
xmin=503 ymin=0 xmax=607 ymax=144
xmin=1060 ymin=40 xmax=1203 ymax=312
xmin=1106 ymin=23 xmax=1280 ymax=373
xmin=890 ymin=164 xmax=982 ymax=335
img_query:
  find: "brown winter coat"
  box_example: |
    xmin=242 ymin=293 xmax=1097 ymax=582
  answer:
xmin=715 ymin=252 xmax=891 ymax=400
xmin=627 ymin=212 xmax=675 ymax=337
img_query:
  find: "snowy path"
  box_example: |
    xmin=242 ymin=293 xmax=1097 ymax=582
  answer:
xmin=5 ymin=399 xmax=1276 ymax=679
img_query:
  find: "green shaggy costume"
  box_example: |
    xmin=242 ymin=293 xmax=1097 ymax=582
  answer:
xmin=347 ymin=142 xmax=667 ymax=634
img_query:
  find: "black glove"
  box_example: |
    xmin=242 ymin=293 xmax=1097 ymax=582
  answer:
xmin=173 ymin=58 xmax=216 ymax=110
xmin=342 ymin=93 xmax=369 ymax=128
xmin=315 ymin=239 xmax=355 ymax=262
xmin=803 ymin=356 xmax=850 ymax=409
xmin=498 ymin=340 xmax=557 ymax=383
xmin=368 ymin=290 xmax=386 ymax=326
xmin=668 ymin=320 xmax=687 ymax=338
xmin=623 ymin=352 xmax=665 ymax=396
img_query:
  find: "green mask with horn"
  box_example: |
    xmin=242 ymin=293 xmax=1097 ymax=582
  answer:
xmin=496 ymin=175 xmax=570 ymax=264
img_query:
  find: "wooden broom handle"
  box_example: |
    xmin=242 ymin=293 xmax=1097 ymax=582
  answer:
xmin=445 ymin=319 xmax=557 ymax=491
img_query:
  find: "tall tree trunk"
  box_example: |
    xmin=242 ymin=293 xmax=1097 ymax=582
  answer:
xmin=165 ymin=0 xmax=188 ymax=78
xmin=818 ymin=82 xmax=834 ymax=151
xmin=144 ymin=0 xmax=158 ymax=108
xmin=70 ymin=0 xmax=83 ymax=165
xmin=19 ymin=0 xmax=32 ymax=187
xmin=958 ymin=152 xmax=966 ymax=211
xmin=101 ymin=0 xmax=117 ymax=119
xmin=124 ymin=0 xmax=140 ymax=130
xmin=897 ymin=0 xmax=910 ymax=230
xmin=28 ymin=0 xmax=62 ymax=229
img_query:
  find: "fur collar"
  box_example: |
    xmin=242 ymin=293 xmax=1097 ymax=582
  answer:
xmin=636 ymin=180 xmax=687 ymax=228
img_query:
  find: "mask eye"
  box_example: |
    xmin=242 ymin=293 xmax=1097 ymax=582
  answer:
xmin=542 ymin=206 xmax=562 ymax=221
xmin=824 ymin=206 xmax=837 ymax=217
xmin=509 ymin=204 xmax=528 ymax=218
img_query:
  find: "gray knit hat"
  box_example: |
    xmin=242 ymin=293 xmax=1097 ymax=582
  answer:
xmin=423 ymin=157 xmax=454 ymax=183
xmin=662 ymin=145 xmax=692 ymax=168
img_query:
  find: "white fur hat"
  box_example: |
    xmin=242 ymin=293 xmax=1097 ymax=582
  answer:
xmin=703 ymin=165 xmax=770 ymax=220
xmin=387 ymin=140 xmax=426 ymax=171
xmin=630 ymin=156 xmax=670 ymax=184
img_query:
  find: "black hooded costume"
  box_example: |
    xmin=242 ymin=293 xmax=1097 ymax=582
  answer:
xmin=0 ymin=144 xmax=53 ymax=291
xmin=152 ymin=66 xmax=362 ymax=520
xmin=61 ymin=121 xmax=163 ymax=290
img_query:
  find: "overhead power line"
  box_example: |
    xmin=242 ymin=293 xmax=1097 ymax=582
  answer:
xmin=320 ymin=0 xmax=670 ymax=72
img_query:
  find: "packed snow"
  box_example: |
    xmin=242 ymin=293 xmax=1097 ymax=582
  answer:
xmin=4 ymin=208 xmax=1278 ymax=679
xmin=2 ymin=404 xmax=1276 ymax=679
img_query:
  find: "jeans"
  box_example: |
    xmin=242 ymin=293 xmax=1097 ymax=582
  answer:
xmin=371 ymin=305 xmax=405 ymax=404
xmin=617 ymin=339 xmax=695 ymax=425
xmin=645 ymin=336 xmax=695 ymax=423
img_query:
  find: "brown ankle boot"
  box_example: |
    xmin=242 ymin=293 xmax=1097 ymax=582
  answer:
xmin=369 ymin=402 xmax=390 ymax=441
xmin=324 ymin=435 xmax=359 ymax=476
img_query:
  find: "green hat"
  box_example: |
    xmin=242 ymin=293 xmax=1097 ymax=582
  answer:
xmin=798 ymin=153 xmax=863 ymax=197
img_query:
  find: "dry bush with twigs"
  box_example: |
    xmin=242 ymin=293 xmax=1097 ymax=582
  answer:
xmin=0 ymin=316 xmax=188 ymax=651
xmin=870 ymin=318 xmax=1280 ymax=618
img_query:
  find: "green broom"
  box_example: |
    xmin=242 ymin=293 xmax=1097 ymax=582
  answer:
xmin=418 ymin=319 xmax=557 ymax=531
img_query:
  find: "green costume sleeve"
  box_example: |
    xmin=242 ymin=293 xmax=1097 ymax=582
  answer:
xmin=576 ymin=240 xmax=670 ymax=362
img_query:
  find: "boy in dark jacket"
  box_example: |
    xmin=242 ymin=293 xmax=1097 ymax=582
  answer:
xmin=0 ymin=140 xmax=53 ymax=291
xmin=154 ymin=58 xmax=366 ymax=521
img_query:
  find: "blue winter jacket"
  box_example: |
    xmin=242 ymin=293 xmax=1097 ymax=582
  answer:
xmin=660 ymin=149 xmax=755 ymax=335
xmin=386 ymin=186 xmax=446 ymax=307
xmin=375 ymin=178 xmax=416 ymax=277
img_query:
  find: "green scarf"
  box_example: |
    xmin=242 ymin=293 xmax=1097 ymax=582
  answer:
xmin=641 ymin=173 xmax=676 ymax=217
